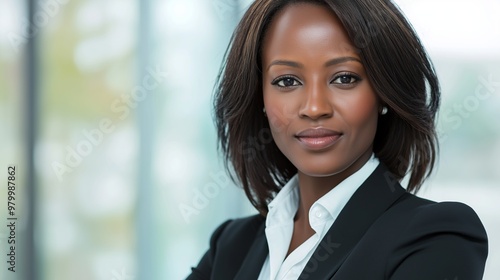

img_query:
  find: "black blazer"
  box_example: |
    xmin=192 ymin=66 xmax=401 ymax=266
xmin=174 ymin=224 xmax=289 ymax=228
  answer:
xmin=186 ymin=164 xmax=488 ymax=280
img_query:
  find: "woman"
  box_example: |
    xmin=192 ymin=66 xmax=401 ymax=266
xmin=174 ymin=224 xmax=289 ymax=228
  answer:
xmin=187 ymin=0 xmax=488 ymax=279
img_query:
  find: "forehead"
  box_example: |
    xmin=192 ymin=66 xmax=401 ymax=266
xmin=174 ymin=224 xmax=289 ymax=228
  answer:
xmin=262 ymin=3 xmax=358 ymax=62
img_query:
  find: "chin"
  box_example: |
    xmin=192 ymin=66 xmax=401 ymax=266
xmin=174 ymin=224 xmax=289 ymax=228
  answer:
xmin=294 ymin=160 xmax=351 ymax=178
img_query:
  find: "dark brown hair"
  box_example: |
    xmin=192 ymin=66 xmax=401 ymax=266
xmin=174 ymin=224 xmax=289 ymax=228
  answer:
xmin=214 ymin=0 xmax=440 ymax=215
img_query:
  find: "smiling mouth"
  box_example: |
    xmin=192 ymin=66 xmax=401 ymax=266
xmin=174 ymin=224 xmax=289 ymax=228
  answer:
xmin=295 ymin=128 xmax=343 ymax=150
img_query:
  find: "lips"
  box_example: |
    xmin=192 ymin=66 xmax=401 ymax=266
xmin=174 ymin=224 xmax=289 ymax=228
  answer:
xmin=295 ymin=128 xmax=343 ymax=150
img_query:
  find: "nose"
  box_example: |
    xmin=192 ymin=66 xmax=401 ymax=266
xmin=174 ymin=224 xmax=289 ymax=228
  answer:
xmin=298 ymin=83 xmax=333 ymax=120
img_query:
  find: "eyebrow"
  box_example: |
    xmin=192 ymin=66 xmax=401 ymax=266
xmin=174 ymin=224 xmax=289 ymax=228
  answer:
xmin=266 ymin=56 xmax=362 ymax=71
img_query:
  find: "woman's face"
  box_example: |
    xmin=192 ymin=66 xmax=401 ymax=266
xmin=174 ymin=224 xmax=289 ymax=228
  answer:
xmin=262 ymin=3 xmax=379 ymax=178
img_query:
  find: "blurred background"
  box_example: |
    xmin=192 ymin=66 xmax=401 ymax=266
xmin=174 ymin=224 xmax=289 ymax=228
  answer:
xmin=0 ymin=0 xmax=498 ymax=279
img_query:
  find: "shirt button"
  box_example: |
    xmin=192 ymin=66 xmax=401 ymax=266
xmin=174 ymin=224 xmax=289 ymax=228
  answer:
xmin=315 ymin=210 xmax=323 ymax=218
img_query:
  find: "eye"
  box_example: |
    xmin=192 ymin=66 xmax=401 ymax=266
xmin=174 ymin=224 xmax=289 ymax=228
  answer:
xmin=331 ymin=73 xmax=361 ymax=85
xmin=271 ymin=76 xmax=302 ymax=88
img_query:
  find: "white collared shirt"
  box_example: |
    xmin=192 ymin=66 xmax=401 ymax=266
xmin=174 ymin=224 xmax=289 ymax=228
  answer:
xmin=257 ymin=154 xmax=380 ymax=280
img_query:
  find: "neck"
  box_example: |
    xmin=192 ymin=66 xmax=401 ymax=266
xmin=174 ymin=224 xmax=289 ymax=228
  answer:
xmin=294 ymin=151 xmax=373 ymax=224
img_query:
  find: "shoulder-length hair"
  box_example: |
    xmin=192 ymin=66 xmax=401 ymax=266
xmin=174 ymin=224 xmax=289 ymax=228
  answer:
xmin=214 ymin=0 xmax=440 ymax=215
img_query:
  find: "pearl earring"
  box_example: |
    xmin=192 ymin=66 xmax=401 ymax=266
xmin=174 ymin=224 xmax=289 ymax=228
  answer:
xmin=263 ymin=108 xmax=266 ymax=114
xmin=381 ymin=107 xmax=388 ymax=115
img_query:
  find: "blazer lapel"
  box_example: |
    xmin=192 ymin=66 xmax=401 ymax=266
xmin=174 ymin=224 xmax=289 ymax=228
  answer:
xmin=234 ymin=222 xmax=269 ymax=280
xmin=299 ymin=163 xmax=407 ymax=280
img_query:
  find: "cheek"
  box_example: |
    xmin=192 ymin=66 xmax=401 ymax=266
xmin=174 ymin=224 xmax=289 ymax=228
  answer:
xmin=263 ymin=92 xmax=296 ymax=136
xmin=267 ymin=107 xmax=291 ymax=133
xmin=343 ymin=89 xmax=379 ymax=134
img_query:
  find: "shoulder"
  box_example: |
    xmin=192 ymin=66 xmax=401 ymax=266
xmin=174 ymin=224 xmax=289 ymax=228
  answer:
xmin=214 ymin=214 xmax=265 ymax=246
xmin=388 ymin=193 xmax=488 ymax=251
xmin=186 ymin=214 xmax=265 ymax=280
xmin=393 ymin=193 xmax=487 ymax=237
xmin=222 ymin=213 xmax=265 ymax=233
xmin=201 ymin=214 xmax=265 ymax=256
xmin=341 ymin=195 xmax=488 ymax=279
xmin=385 ymin=194 xmax=488 ymax=279
xmin=409 ymin=199 xmax=485 ymax=229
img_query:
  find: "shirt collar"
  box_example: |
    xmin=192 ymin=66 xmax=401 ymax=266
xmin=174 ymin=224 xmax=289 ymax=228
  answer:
xmin=266 ymin=175 xmax=299 ymax=228
xmin=266 ymin=154 xmax=380 ymax=227
xmin=311 ymin=154 xmax=380 ymax=223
